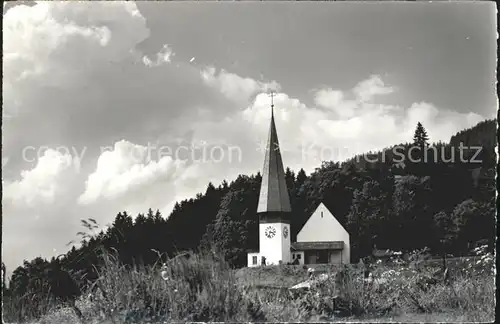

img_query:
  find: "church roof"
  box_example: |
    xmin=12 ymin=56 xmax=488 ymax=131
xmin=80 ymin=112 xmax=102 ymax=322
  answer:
xmin=257 ymin=100 xmax=292 ymax=213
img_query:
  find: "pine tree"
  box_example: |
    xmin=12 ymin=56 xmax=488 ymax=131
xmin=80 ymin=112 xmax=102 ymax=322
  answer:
xmin=154 ymin=209 xmax=163 ymax=223
xmin=205 ymin=182 xmax=216 ymax=195
xmin=285 ymin=167 xmax=296 ymax=200
xmin=413 ymin=122 xmax=430 ymax=147
xmin=295 ymin=168 xmax=307 ymax=193
xmin=409 ymin=122 xmax=431 ymax=176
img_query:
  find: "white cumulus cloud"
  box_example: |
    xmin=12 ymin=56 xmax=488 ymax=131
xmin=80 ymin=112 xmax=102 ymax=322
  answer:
xmin=201 ymin=67 xmax=280 ymax=104
xmin=353 ymin=74 xmax=395 ymax=102
xmin=79 ymin=140 xmax=187 ymax=205
xmin=3 ymin=149 xmax=75 ymax=207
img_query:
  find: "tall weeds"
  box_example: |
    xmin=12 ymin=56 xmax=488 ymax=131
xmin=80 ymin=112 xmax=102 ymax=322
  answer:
xmin=5 ymin=247 xmax=495 ymax=323
xmin=287 ymin=247 xmax=495 ymax=322
xmin=37 ymin=247 xmax=265 ymax=323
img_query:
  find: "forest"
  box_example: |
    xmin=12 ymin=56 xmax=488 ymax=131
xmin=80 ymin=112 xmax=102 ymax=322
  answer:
xmin=2 ymin=119 xmax=497 ymax=322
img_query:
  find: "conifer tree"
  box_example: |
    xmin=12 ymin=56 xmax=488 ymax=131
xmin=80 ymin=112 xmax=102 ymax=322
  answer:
xmin=409 ymin=122 xmax=430 ymax=175
xmin=295 ymin=168 xmax=307 ymax=193
xmin=413 ymin=122 xmax=430 ymax=147
xmin=285 ymin=167 xmax=296 ymax=199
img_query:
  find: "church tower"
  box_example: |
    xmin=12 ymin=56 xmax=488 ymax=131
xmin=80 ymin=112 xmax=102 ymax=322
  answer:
xmin=257 ymin=93 xmax=292 ymax=265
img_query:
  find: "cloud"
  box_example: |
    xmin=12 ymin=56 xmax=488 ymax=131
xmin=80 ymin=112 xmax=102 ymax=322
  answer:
xmin=1 ymin=1 xmax=224 ymax=274
xmin=238 ymin=78 xmax=485 ymax=162
xmin=3 ymin=1 xmax=148 ymax=89
xmin=2 ymin=0 xmax=230 ymax=169
xmin=3 ymin=149 xmax=76 ymax=208
xmin=2 ymin=149 xmax=88 ymax=275
xmin=314 ymin=75 xmax=396 ymax=119
xmin=314 ymin=88 xmax=358 ymax=119
xmin=315 ymin=89 xmax=343 ymax=109
xmin=1 ymin=1 xmax=488 ymax=275
xmin=142 ymin=44 xmax=173 ymax=67
xmin=353 ymin=74 xmax=395 ymax=102
xmin=201 ymin=67 xmax=280 ymax=104
xmin=78 ymin=140 xmax=187 ymax=205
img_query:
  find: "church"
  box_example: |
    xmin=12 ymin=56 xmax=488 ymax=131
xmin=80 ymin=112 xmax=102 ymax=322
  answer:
xmin=247 ymin=97 xmax=350 ymax=267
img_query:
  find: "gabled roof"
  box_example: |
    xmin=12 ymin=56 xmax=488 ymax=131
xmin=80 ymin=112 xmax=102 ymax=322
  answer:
xmin=257 ymin=106 xmax=292 ymax=213
xmin=296 ymin=202 xmax=349 ymax=242
xmin=302 ymin=201 xmax=342 ymax=228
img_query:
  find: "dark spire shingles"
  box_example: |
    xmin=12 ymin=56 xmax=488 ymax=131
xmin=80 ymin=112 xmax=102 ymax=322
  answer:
xmin=257 ymin=104 xmax=292 ymax=213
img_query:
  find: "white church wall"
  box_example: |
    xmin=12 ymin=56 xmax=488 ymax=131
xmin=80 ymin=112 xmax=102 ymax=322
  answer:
xmin=259 ymin=222 xmax=291 ymax=265
xmin=297 ymin=203 xmax=351 ymax=264
xmin=329 ymin=250 xmax=343 ymax=264
xmin=247 ymin=252 xmax=260 ymax=267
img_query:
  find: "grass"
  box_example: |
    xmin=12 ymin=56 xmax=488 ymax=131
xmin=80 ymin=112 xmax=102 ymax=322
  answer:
xmin=3 ymin=248 xmax=495 ymax=323
xmin=235 ymin=263 xmax=311 ymax=288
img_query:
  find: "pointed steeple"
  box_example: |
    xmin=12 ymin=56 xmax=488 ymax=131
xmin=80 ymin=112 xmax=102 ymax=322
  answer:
xmin=257 ymin=93 xmax=292 ymax=215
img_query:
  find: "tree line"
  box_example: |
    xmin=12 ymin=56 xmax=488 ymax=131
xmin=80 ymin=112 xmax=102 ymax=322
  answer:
xmin=3 ymin=119 xmax=496 ymax=321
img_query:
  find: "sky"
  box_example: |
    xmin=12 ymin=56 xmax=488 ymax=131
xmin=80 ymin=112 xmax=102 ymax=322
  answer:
xmin=2 ymin=1 xmax=497 ymax=274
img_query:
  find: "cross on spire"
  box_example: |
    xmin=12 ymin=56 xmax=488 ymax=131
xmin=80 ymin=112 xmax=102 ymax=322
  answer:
xmin=269 ymin=91 xmax=275 ymax=107
xmin=269 ymin=91 xmax=276 ymax=117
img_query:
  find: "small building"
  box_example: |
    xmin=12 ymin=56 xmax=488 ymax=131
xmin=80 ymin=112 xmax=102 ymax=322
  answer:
xmin=291 ymin=202 xmax=350 ymax=265
xmin=247 ymin=97 xmax=350 ymax=267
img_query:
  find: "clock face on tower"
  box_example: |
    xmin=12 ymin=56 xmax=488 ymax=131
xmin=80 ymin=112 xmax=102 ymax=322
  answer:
xmin=283 ymin=226 xmax=289 ymax=239
xmin=265 ymin=226 xmax=276 ymax=239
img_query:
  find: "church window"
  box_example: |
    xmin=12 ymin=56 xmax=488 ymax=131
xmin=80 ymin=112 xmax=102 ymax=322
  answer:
xmin=297 ymin=254 xmax=302 ymax=260
xmin=321 ymin=211 xmax=323 ymax=218
xmin=252 ymin=256 xmax=257 ymax=265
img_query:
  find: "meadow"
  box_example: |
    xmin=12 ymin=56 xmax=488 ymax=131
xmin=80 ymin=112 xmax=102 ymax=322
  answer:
xmin=3 ymin=246 xmax=494 ymax=323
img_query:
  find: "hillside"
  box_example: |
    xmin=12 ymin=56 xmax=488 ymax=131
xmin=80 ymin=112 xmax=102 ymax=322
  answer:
xmin=3 ymin=119 xmax=497 ymax=323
